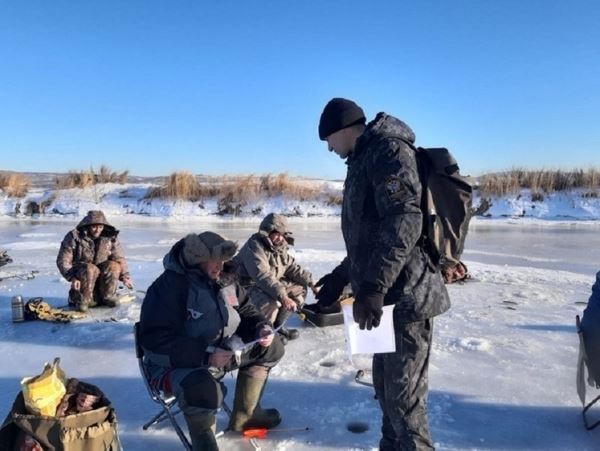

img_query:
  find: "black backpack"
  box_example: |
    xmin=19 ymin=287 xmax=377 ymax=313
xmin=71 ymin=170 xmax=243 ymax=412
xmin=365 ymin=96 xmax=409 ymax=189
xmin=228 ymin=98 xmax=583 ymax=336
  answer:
xmin=409 ymin=145 xmax=473 ymax=270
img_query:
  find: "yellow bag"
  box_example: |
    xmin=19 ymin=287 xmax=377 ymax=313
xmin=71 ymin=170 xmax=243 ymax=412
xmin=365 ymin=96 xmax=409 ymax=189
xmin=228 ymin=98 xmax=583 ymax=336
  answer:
xmin=21 ymin=358 xmax=67 ymax=417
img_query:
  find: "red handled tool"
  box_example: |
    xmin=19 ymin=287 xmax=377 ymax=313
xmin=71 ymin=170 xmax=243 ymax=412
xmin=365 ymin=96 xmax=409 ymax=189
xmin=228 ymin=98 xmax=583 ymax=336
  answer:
xmin=242 ymin=426 xmax=310 ymax=439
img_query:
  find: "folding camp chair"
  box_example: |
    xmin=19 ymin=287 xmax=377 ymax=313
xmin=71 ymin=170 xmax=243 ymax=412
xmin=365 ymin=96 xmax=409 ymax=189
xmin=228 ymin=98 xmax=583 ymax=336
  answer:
xmin=134 ymin=322 xmax=192 ymax=450
xmin=576 ymin=315 xmax=600 ymax=430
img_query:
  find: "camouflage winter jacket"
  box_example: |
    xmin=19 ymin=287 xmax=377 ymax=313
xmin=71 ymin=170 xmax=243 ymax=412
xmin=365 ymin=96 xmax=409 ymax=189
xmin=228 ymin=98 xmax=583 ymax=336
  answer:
xmin=56 ymin=210 xmax=129 ymax=281
xmin=335 ymin=113 xmax=450 ymax=322
xmin=139 ymin=239 xmax=268 ymax=368
xmin=235 ymin=214 xmax=314 ymax=302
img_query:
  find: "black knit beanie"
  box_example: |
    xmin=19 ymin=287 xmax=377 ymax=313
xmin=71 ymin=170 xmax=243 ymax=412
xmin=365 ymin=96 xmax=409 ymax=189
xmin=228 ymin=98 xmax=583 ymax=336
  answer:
xmin=318 ymin=98 xmax=366 ymax=140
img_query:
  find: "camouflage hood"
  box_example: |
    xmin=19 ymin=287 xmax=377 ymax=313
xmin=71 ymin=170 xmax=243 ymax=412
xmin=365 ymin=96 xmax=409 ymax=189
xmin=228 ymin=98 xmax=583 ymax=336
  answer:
xmin=259 ymin=213 xmax=295 ymax=246
xmin=355 ymin=112 xmax=416 ymax=155
xmin=76 ymin=210 xmax=118 ymax=237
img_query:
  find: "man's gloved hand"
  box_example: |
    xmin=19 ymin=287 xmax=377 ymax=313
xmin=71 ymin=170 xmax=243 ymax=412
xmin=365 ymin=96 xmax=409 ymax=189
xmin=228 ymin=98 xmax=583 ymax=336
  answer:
xmin=442 ymin=261 xmax=468 ymax=284
xmin=353 ymin=284 xmax=385 ymax=330
xmin=315 ymin=272 xmax=347 ymax=306
xmin=121 ymin=273 xmax=134 ymax=289
xmin=258 ymin=325 xmax=275 ymax=347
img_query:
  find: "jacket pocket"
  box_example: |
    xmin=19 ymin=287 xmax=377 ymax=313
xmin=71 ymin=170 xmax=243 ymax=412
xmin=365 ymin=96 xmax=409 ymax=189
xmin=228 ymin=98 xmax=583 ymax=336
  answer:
xmin=393 ymin=294 xmax=417 ymax=324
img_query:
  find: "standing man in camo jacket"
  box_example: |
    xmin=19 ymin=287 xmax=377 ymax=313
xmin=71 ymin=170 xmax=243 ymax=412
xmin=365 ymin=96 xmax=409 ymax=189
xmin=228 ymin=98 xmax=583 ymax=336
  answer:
xmin=315 ymin=98 xmax=450 ymax=450
xmin=57 ymin=210 xmax=133 ymax=312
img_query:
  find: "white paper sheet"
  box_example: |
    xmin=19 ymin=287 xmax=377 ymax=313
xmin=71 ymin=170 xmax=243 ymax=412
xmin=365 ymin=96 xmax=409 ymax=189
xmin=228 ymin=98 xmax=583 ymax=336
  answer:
xmin=342 ymin=304 xmax=396 ymax=356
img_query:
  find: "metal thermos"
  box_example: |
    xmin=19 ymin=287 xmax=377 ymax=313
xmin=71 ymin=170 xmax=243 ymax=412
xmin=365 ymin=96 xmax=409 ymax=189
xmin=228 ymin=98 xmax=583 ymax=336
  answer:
xmin=11 ymin=295 xmax=24 ymax=323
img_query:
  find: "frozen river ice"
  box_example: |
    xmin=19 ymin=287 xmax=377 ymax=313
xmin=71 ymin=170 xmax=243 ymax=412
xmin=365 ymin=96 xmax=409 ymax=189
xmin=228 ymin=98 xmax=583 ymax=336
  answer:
xmin=1 ymin=217 xmax=599 ymax=450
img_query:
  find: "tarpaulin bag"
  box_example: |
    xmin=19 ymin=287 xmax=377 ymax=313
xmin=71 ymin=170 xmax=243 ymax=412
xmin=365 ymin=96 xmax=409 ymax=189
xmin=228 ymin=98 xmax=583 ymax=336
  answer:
xmin=0 ymin=388 xmax=121 ymax=450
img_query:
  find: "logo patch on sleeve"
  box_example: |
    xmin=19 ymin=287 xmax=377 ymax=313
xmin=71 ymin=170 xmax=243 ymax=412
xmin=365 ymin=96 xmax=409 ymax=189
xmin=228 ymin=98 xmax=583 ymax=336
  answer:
xmin=384 ymin=176 xmax=406 ymax=198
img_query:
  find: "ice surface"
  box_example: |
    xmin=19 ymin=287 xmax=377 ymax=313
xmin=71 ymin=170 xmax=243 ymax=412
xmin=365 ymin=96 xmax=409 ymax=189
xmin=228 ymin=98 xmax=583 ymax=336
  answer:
xmin=1 ymin=219 xmax=599 ymax=450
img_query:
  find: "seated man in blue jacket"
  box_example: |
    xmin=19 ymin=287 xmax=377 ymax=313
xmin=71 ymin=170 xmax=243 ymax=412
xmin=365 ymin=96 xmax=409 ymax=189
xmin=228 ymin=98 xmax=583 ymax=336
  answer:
xmin=139 ymin=231 xmax=284 ymax=451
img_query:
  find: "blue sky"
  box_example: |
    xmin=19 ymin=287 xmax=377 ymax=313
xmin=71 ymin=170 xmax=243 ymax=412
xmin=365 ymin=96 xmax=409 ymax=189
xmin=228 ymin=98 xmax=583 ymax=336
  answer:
xmin=1 ymin=1 xmax=599 ymax=179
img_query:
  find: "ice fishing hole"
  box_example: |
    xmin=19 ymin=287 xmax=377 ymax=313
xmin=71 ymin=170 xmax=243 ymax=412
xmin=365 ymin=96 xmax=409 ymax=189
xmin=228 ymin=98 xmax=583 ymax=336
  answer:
xmin=346 ymin=421 xmax=369 ymax=433
xmin=319 ymin=360 xmax=336 ymax=367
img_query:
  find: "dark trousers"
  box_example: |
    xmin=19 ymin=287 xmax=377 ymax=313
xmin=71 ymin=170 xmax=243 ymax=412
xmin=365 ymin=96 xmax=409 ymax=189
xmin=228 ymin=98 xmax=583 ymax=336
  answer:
xmin=373 ymin=319 xmax=434 ymax=451
xmin=173 ymin=336 xmax=285 ymax=416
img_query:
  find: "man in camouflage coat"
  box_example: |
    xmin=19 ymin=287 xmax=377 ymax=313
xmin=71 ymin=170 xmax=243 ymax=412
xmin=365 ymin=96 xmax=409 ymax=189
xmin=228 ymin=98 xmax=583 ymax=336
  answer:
xmin=235 ymin=213 xmax=316 ymax=343
xmin=56 ymin=210 xmax=133 ymax=312
xmin=316 ymin=98 xmax=450 ymax=450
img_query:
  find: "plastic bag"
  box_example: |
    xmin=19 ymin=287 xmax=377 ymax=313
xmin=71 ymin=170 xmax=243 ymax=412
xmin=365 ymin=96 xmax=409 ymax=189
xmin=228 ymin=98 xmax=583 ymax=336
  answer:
xmin=21 ymin=358 xmax=67 ymax=417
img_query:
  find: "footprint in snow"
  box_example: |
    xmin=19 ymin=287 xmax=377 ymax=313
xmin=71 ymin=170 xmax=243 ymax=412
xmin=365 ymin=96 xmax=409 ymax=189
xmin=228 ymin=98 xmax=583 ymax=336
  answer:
xmin=452 ymin=337 xmax=491 ymax=352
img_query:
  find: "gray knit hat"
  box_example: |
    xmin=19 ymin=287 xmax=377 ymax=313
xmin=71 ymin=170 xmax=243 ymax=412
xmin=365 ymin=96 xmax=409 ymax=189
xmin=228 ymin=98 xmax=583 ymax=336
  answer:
xmin=182 ymin=231 xmax=238 ymax=265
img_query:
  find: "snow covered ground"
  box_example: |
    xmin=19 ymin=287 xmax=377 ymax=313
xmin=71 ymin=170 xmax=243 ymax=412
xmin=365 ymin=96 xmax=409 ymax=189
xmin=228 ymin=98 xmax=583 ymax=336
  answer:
xmin=2 ymin=180 xmax=600 ymax=220
xmin=1 ymin=218 xmax=599 ymax=450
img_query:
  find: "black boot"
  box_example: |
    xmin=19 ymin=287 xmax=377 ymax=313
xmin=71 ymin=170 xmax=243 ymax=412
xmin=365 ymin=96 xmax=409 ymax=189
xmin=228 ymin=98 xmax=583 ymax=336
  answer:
xmin=274 ymin=308 xmax=299 ymax=343
xmin=102 ymin=295 xmax=121 ymax=308
xmin=279 ymin=327 xmax=300 ymax=341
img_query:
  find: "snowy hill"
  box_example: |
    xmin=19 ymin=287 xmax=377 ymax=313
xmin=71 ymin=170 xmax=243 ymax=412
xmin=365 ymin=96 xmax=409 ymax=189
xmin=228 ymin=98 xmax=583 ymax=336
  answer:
xmin=0 ymin=179 xmax=343 ymax=219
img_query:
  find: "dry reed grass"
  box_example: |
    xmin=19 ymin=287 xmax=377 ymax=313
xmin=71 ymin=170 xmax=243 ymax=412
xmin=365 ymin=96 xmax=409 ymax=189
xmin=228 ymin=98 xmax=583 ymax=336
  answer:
xmin=479 ymin=168 xmax=600 ymax=197
xmin=55 ymin=165 xmax=129 ymax=189
xmin=0 ymin=172 xmax=30 ymax=197
xmin=146 ymin=172 xmax=327 ymax=206
xmin=145 ymin=171 xmax=213 ymax=201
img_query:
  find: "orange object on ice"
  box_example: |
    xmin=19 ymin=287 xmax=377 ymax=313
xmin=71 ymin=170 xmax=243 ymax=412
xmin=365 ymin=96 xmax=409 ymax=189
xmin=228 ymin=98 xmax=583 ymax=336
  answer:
xmin=242 ymin=428 xmax=268 ymax=439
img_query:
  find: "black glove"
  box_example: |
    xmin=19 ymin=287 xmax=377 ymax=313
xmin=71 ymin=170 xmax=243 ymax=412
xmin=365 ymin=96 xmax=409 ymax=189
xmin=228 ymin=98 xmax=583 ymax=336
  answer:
xmin=315 ymin=272 xmax=347 ymax=307
xmin=353 ymin=284 xmax=385 ymax=330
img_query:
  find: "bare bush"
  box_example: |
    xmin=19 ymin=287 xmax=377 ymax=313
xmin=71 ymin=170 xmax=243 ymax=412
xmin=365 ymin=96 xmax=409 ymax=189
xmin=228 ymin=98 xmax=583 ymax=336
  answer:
xmin=56 ymin=170 xmax=95 ymax=189
xmin=145 ymin=171 xmax=214 ymax=201
xmin=55 ymin=166 xmax=129 ymax=189
xmin=325 ymin=193 xmax=343 ymax=206
xmin=0 ymin=172 xmax=30 ymax=197
xmin=97 ymin=165 xmax=129 ymax=184
xmin=260 ymin=173 xmax=321 ymax=200
xmin=479 ymin=168 xmax=600 ymax=197
xmin=146 ymin=173 xmax=329 ymax=213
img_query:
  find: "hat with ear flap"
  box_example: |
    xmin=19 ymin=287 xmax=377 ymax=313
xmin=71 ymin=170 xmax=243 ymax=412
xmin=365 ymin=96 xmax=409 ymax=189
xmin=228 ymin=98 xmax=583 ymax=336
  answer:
xmin=182 ymin=231 xmax=238 ymax=265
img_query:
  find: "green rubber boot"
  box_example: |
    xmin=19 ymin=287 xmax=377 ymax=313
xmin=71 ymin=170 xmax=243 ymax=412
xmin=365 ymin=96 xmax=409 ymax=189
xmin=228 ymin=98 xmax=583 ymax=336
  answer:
xmin=184 ymin=413 xmax=218 ymax=451
xmin=227 ymin=368 xmax=281 ymax=432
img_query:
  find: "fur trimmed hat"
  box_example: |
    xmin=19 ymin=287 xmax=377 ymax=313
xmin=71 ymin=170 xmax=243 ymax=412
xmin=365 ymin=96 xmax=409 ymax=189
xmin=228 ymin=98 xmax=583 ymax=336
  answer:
xmin=182 ymin=231 xmax=238 ymax=265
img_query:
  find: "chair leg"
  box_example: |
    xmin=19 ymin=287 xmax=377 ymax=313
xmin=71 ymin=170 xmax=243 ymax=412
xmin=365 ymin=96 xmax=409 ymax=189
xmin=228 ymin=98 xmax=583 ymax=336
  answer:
xmin=165 ymin=410 xmax=192 ymax=451
xmin=221 ymin=400 xmax=232 ymax=418
xmin=583 ymin=394 xmax=600 ymax=430
xmin=143 ymin=400 xmax=229 ymax=450
xmin=142 ymin=403 xmax=192 ymax=450
xmin=143 ymin=408 xmax=169 ymax=430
